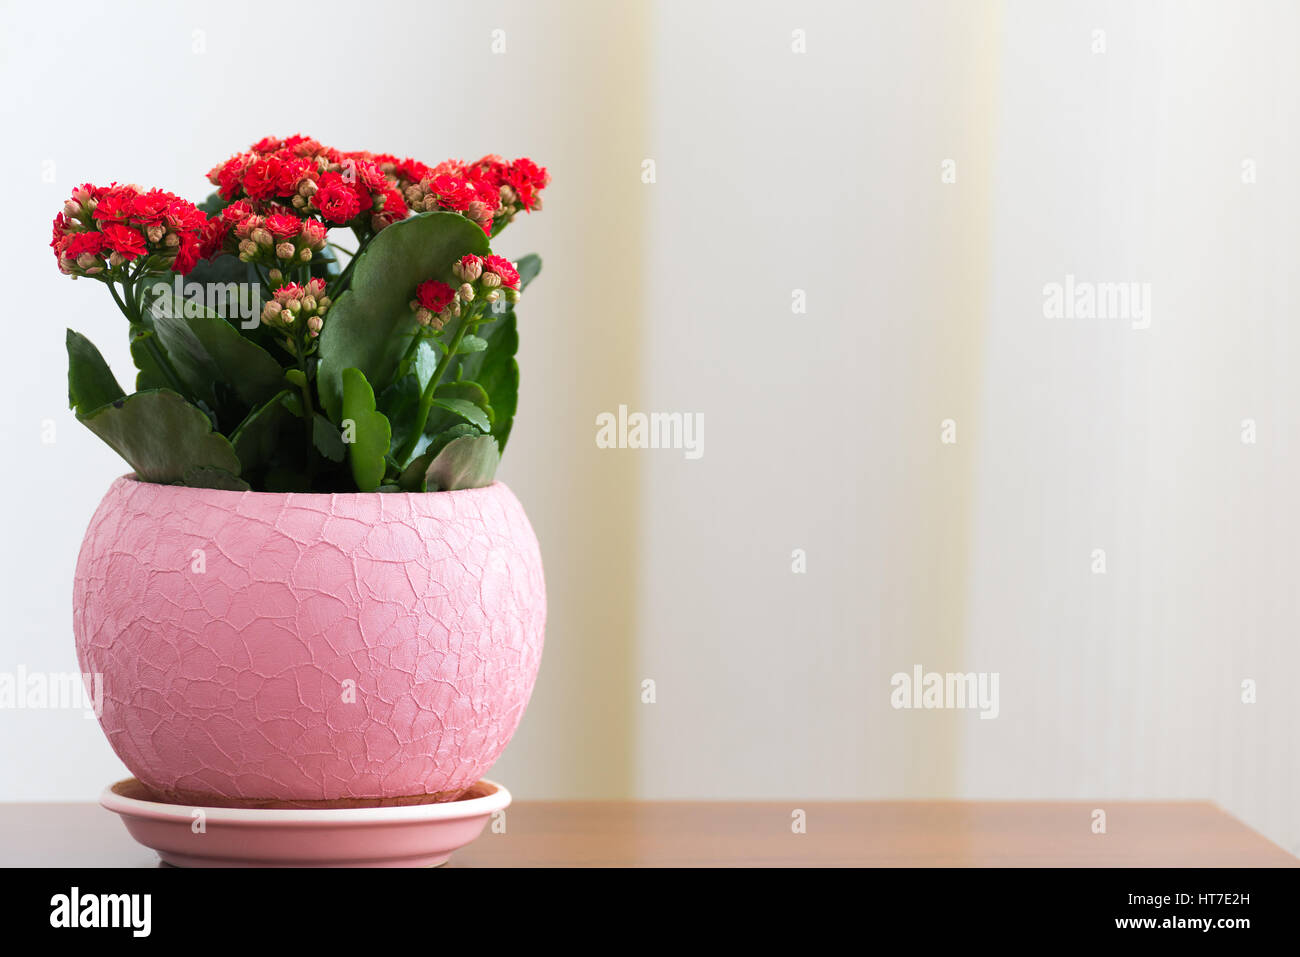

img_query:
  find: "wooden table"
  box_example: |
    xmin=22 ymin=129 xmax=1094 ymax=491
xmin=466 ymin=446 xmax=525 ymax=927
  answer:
xmin=0 ymin=800 xmax=1293 ymax=867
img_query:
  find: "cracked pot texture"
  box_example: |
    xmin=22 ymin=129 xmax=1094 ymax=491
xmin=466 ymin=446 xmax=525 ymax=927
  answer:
xmin=73 ymin=476 xmax=545 ymax=807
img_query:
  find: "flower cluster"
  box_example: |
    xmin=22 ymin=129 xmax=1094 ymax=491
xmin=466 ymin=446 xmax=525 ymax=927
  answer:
xmin=51 ymin=183 xmax=215 ymax=277
xmin=410 ymin=253 xmax=524 ymax=330
xmin=403 ymin=156 xmax=550 ymax=235
xmin=220 ymin=200 xmax=328 ymax=267
xmin=410 ymin=279 xmax=459 ymax=329
xmin=453 ymin=253 xmax=521 ymax=302
xmin=207 ymin=135 xmax=413 ymax=237
xmin=260 ymin=278 xmax=330 ymax=337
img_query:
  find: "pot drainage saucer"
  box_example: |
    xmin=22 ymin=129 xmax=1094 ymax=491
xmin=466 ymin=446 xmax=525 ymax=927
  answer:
xmin=100 ymin=777 xmax=510 ymax=867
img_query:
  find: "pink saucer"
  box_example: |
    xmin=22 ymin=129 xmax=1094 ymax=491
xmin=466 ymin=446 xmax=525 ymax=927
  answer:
xmin=100 ymin=778 xmax=511 ymax=867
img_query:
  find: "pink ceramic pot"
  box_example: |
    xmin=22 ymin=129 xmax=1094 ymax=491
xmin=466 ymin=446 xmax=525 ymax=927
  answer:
xmin=73 ymin=476 xmax=545 ymax=807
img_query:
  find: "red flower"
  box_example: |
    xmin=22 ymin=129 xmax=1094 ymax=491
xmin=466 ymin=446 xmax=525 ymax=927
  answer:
xmin=311 ymin=171 xmax=362 ymax=224
xmin=220 ymin=199 xmax=255 ymax=225
xmin=482 ymin=254 xmax=520 ymax=289
xmin=265 ymin=211 xmax=304 ymax=239
xmin=275 ymin=155 xmax=314 ymax=195
xmin=91 ymin=186 xmax=137 ymax=223
xmin=372 ymin=187 xmax=408 ymax=230
xmin=64 ymin=232 xmax=105 ymax=258
xmin=172 ymin=237 xmax=202 ymax=274
xmin=429 ymin=174 xmax=476 ymax=212
xmin=210 ymin=156 xmax=248 ymax=199
xmin=415 ymin=279 xmax=455 ymax=312
xmin=128 ymin=189 xmax=172 ymax=224
xmin=243 ymin=155 xmax=284 ymax=201
xmin=100 ymin=223 xmax=149 ymax=259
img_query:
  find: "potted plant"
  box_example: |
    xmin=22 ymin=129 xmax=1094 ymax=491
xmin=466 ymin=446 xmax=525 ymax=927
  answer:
xmin=56 ymin=136 xmax=549 ymax=809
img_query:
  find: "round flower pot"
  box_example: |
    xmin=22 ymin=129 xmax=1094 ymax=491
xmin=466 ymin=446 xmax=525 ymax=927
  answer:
xmin=73 ymin=475 xmax=545 ymax=808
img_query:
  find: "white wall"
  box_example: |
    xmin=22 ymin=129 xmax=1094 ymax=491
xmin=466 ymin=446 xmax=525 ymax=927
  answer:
xmin=961 ymin=0 xmax=1300 ymax=854
xmin=1 ymin=0 xmax=1296 ymax=857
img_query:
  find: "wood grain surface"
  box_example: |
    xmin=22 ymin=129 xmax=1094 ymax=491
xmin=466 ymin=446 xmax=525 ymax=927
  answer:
xmin=1 ymin=800 xmax=1292 ymax=867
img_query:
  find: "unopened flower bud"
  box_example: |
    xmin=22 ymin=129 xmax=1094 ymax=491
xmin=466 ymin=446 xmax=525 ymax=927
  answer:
xmin=64 ymin=200 xmax=81 ymax=217
xmin=480 ymin=271 xmax=502 ymax=289
xmin=76 ymin=253 xmax=99 ymax=269
xmin=484 ymin=289 xmax=502 ymax=304
xmin=458 ymin=283 xmax=474 ymax=302
xmin=275 ymin=242 xmax=295 ymax=259
xmin=453 ymin=255 xmax=483 ymax=282
xmin=302 ymin=296 xmax=317 ymax=311
xmin=504 ymin=287 xmax=520 ymax=303
xmin=415 ymin=307 xmax=433 ymax=326
xmin=262 ymin=301 xmax=283 ymax=324
xmin=499 ymin=184 xmax=517 ymax=205
xmin=107 ymin=251 xmax=126 ymax=269
xmin=238 ymin=239 xmax=257 ymax=259
xmin=251 ymin=227 xmax=273 ymax=247
xmin=307 ymin=315 xmax=323 ymax=335
xmin=298 ymin=248 xmax=312 ymax=262
xmin=269 ymin=268 xmax=282 ymax=282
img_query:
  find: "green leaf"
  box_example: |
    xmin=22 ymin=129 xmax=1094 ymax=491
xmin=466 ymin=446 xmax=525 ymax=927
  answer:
xmin=458 ymin=335 xmax=488 ymax=354
xmin=428 ymin=396 xmax=491 ymax=433
xmin=183 ymin=466 xmax=250 ymax=491
xmin=149 ymin=289 xmax=285 ymax=415
xmin=140 ymin=270 xmax=264 ymax=339
xmin=230 ymin=390 xmax=299 ymax=474
xmin=434 ymin=380 xmax=493 ymax=424
xmin=128 ymin=330 xmax=170 ymax=392
xmin=424 ymin=434 xmax=500 ymax=492
xmin=377 ymin=374 xmax=422 ymax=455
xmin=459 ymin=313 xmax=519 ymax=451
xmin=516 ymin=253 xmax=542 ymax=291
xmin=312 ymin=413 xmax=346 ymax=462
xmin=66 ymin=329 xmax=124 ymax=416
xmin=77 ymin=389 xmax=241 ymax=483
xmin=397 ymin=423 xmax=481 ymax=491
xmin=316 ymin=212 xmax=491 ymax=421
xmin=411 ymin=340 xmax=441 ymax=389
xmin=340 ymin=368 xmax=392 ymax=492
xmin=196 ymin=191 xmax=230 ymax=217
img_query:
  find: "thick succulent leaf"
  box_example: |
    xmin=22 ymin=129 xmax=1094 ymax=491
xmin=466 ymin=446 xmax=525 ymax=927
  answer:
xmin=77 ymin=389 xmax=241 ymax=483
xmin=471 ymin=314 xmax=519 ymax=450
xmin=66 ymin=329 xmax=125 ymax=415
xmin=397 ymin=423 xmax=481 ymax=491
xmin=428 ymin=396 xmax=491 ymax=433
xmin=149 ymin=289 xmax=285 ymax=411
xmin=128 ymin=329 xmax=170 ymax=392
xmin=183 ymin=466 xmax=250 ymax=491
xmin=230 ymin=390 xmax=300 ymax=474
xmin=312 ymin=413 xmax=346 ymax=462
xmin=340 ymin=367 xmax=392 ymax=492
xmin=316 ymin=212 xmax=491 ymax=421
xmin=424 ymin=434 xmax=499 ymax=492
xmin=435 ymin=380 xmax=493 ymax=423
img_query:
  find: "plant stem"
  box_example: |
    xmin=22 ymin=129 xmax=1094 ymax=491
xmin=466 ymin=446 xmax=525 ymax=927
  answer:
xmin=296 ymin=344 xmax=316 ymax=483
xmin=392 ymin=313 xmax=475 ymax=466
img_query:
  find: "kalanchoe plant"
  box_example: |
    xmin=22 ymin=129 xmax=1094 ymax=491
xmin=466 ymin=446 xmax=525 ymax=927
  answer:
xmin=52 ymin=135 xmax=547 ymax=493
